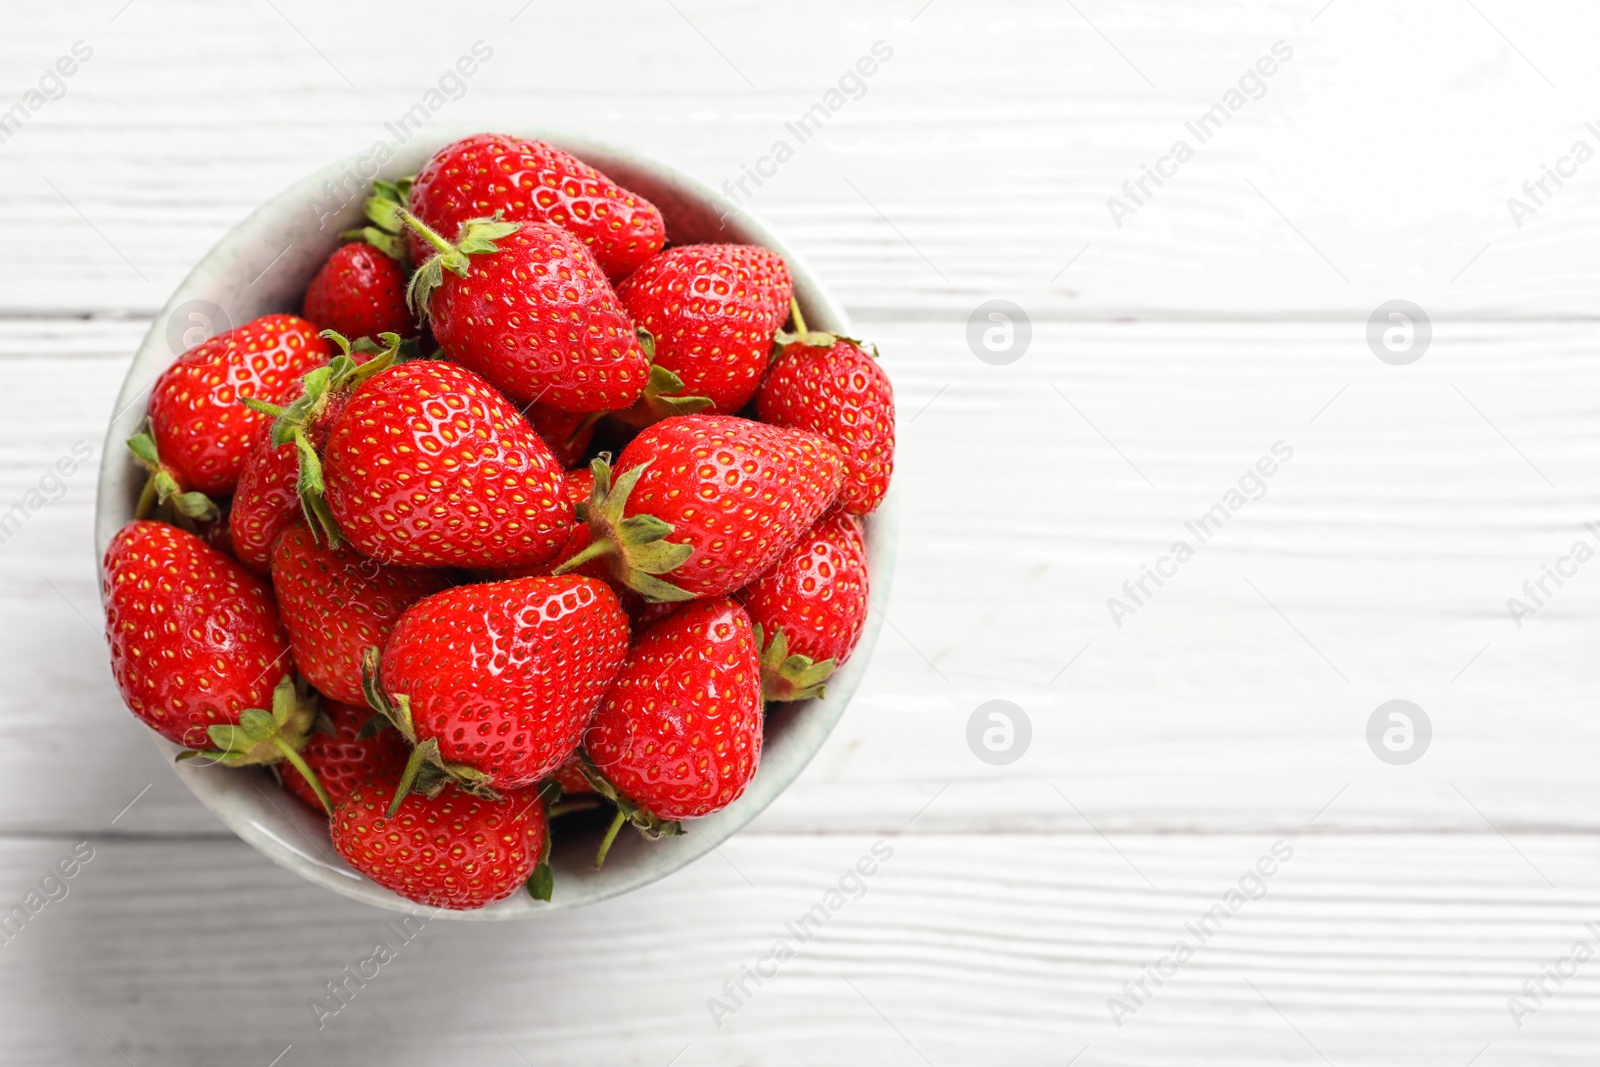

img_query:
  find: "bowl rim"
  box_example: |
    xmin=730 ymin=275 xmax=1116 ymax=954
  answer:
xmin=93 ymin=129 xmax=899 ymax=919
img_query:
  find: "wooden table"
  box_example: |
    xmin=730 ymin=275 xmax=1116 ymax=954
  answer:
xmin=5 ymin=1 xmax=1599 ymax=1062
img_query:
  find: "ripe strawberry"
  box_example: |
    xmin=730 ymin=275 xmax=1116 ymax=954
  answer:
xmin=101 ymin=520 xmax=295 ymax=748
xmin=550 ymin=753 xmax=594 ymax=796
xmin=406 ymin=133 xmax=665 ymax=282
xmin=615 ymin=244 xmax=792 ymax=416
xmin=316 ymin=360 xmax=574 ymax=569
xmin=740 ymin=510 xmax=870 ymax=701
xmin=331 ymin=781 xmax=549 ymax=910
xmin=559 ymin=415 xmax=844 ymax=602
xmin=146 ymin=314 xmax=331 ymax=495
xmin=282 ymin=699 xmax=409 ymax=813
xmin=271 ymin=522 xmax=450 ymax=706
xmin=523 ymin=402 xmax=597 ymax=469
xmin=582 ymin=597 xmax=762 ymax=862
xmin=398 ymin=212 xmax=649 ymax=413
xmin=757 ymin=304 xmax=895 ymax=515
xmin=369 ymin=575 xmax=629 ymax=803
xmin=229 ymin=332 xmax=401 ymax=571
xmin=302 ymin=241 xmax=414 ymax=341
xmin=229 ymin=427 xmax=302 ymax=574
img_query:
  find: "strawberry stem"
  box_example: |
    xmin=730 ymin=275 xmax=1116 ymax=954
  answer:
xmin=393 ymin=207 xmax=454 ymax=258
xmin=272 ymin=736 xmax=333 ymax=816
xmin=789 ymin=297 xmax=807 ymax=337
xmin=594 ymin=808 xmax=627 ymax=869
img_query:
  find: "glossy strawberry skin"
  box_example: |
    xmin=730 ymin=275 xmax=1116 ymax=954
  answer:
xmin=271 ymin=523 xmax=451 ymax=706
xmin=757 ymin=338 xmax=894 ymax=515
xmin=616 ymin=415 xmax=845 ymax=597
xmin=102 ymin=520 xmax=293 ymax=748
xmin=148 ymin=314 xmax=331 ymax=496
xmin=740 ymin=510 xmax=870 ymax=666
xmin=283 ymin=699 xmax=409 ymax=812
xmin=331 ymin=782 xmax=547 ymax=910
xmin=428 ymin=222 xmax=649 ymax=412
xmin=616 ymin=245 xmax=792 ymax=414
xmin=322 ymin=361 xmax=574 ymax=569
xmin=303 ymin=242 xmax=414 ymax=341
xmin=407 ymin=133 xmax=665 ymax=283
xmin=229 ymin=389 xmax=354 ymax=574
xmin=380 ymin=575 xmax=629 ymax=790
xmin=585 ymin=597 xmax=763 ymax=821
xmin=550 ymin=753 xmax=594 ymax=795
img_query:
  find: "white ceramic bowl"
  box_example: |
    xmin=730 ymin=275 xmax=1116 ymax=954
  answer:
xmin=94 ymin=131 xmax=897 ymax=919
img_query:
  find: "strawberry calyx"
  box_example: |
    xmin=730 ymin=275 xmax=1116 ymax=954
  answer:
xmin=394 ymin=208 xmax=521 ymax=322
xmin=175 ymin=675 xmax=335 ymax=815
xmin=126 ymin=430 xmax=219 ymax=528
xmin=341 ymin=177 xmax=413 ymax=261
xmin=606 ymin=345 xmax=715 ymax=430
xmin=551 ymin=454 xmax=696 ymax=604
xmin=242 ymin=330 xmax=404 ymax=547
xmin=772 ymin=296 xmax=877 ymax=358
xmin=358 ymin=647 xmax=501 ymax=817
xmin=755 ymin=623 xmax=835 ymax=703
xmin=525 ymin=779 xmax=561 ymax=902
xmin=574 ymin=750 xmax=683 ymax=868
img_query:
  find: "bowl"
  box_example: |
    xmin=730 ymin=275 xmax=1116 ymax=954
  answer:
xmin=93 ymin=131 xmax=897 ymax=918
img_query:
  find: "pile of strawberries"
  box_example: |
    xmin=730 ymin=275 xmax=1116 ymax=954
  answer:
xmin=101 ymin=134 xmax=894 ymax=911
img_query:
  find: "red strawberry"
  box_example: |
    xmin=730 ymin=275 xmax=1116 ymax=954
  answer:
xmin=302 ymin=241 xmax=414 ymax=342
xmin=101 ymin=520 xmax=294 ymax=748
xmin=523 ymin=402 xmax=597 ymax=469
xmin=583 ymin=597 xmax=762 ymax=861
xmin=331 ymin=782 xmax=548 ymax=910
xmin=739 ymin=510 xmax=870 ymax=701
xmin=559 ymin=415 xmax=844 ymax=602
xmin=234 ymin=331 xmax=401 ymax=563
xmin=550 ymin=753 xmax=594 ymax=796
xmin=271 ymin=522 xmax=450 ymax=706
xmin=757 ymin=305 xmax=895 ymax=515
xmin=615 ymin=245 xmax=792 ymax=416
xmin=406 ymin=133 xmax=665 ymax=283
xmin=399 ymin=213 xmax=649 ymax=413
xmin=370 ymin=575 xmax=629 ymax=801
xmin=283 ymin=699 xmax=409 ymax=812
xmin=229 ymin=427 xmax=302 ymax=574
xmin=317 ymin=360 xmax=574 ymax=569
xmin=146 ymin=314 xmax=331 ymax=496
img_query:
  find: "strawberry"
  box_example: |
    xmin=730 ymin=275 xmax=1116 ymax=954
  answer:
xmin=615 ymin=244 xmax=793 ymax=416
xmin=397 ymin=212 xmax=649 ymax=413
xmin=331 ymin=781 xmax=549 ymax=910
xmin=229 ymin=332 xmax=401 ymax=571
xmin=302 ymin=241 xmax=414 ymax=342
xmin=282 ymin=699 xmax=409 ymax=813
xmin=740 ymin=510 xmax=870 ymax=701
xmin=550 ymin=753 xmax=594 ymax=796
xmin=559 ymin=415 xmax=844 ymax=602
xmin=270 ymin=522 xmax=450 ymax=706
xmin=367 ymin=575 xmax=629 ymax=806
xmin=757 ymin=302 xmax=895 ymax=515
xmin=523 ymin=402 xmax=597 ymax=469
xmin=228 ymin=427 xmax=302 ymax=573
xmin=405 ymin=133 xmax=665 ymax=283
xmin=313 ymin=359 xmax=575 ymax=569
xmin=101 ymin=520 xmax=296 ymax=749
xmin=582 ymin=597 xmax=762 ymax=863
xmin=145 ymin=314 xmax=331 ymax=496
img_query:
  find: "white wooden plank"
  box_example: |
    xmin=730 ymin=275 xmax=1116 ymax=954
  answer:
xmin=1 ymin=833 xmax=1597 ymax=1064
xmin=4 ymin=1 xmax=1600 ymax=317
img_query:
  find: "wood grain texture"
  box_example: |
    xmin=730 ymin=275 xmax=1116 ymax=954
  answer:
xmin=5 ymin=0 xmax=1600 ymax=1061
